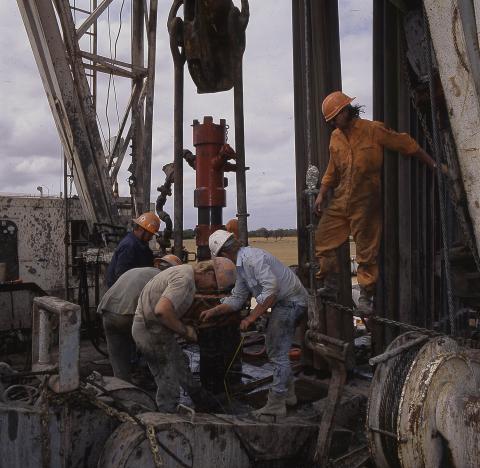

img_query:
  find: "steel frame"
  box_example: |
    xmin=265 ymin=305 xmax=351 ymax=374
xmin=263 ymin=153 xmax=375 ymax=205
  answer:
xmin=16 ymin=0 xmax=159 ymax=228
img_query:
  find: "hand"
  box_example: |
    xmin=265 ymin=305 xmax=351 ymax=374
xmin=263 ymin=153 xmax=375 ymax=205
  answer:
xmin=240 ymin=317 xmax=254 ymax=331
xmin=183 ymin=325 xmax=198 ymax=342
xmin=433 ymin=162 xmax=449 ymax=176
xmin=314 ymin=193 xmax=325 ymax=216
xmin=199 ymin=308 xmax=216 ymax=322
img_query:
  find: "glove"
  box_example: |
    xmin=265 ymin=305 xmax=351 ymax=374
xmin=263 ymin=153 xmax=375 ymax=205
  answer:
xmin=184 ymin=325 xmax=198 ymax=343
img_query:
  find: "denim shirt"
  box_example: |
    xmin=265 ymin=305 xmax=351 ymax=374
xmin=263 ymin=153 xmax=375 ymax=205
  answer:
xmin=222 ymin=247 xmax=307 ymax=311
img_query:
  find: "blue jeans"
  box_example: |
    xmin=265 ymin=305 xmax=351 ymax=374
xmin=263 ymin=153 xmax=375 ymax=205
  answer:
xmin=266 ymin=302 xmax=306 ymax=394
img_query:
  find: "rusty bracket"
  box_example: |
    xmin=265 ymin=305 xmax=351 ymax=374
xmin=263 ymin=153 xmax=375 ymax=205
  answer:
xmin=305 ymin=330 xmax=349 ymax=466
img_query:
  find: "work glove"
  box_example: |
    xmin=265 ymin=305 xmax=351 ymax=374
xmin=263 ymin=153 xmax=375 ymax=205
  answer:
xmin=184 ymin=325 xmax=198 ymax=343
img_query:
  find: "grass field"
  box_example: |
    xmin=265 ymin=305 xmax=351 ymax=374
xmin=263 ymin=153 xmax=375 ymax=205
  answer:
xmin=183 ymin=236 xmax=298 ymax=266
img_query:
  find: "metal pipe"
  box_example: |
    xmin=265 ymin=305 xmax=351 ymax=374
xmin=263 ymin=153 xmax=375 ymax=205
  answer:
xmin=234 ymin=63 xmax=249 ymax=246
xmin=173 ymin=62 xmax=184 ymax=258
xmin=38 ymin=310 xmax=51 ymax=365
xmin=131 ymin=0 xmax=145 ymax=215
xmin=143 ymin=0 xmax=158 ymax=215
xmin=368 ymin=334 xmax=428 ymax=366
xmin=63 ymin=151 xmax=69 ymax=301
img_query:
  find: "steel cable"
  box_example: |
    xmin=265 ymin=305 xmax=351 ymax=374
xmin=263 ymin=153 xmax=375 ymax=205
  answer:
xmin=423 ymin=8 xmax=456 ymax=335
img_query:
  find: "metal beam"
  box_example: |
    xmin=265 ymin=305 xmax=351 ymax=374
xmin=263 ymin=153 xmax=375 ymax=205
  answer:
xmin=76 ymin=0 xmax=115 ymax=39
xmin=80 ymin=50 xmax=148 ymax=75
xmin=17 ymin=0 xmax=119 ymax=228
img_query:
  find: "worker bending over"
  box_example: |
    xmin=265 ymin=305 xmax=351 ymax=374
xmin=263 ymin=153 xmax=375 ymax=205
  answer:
xmin=97 ymin=255 xmax=182 ymax=382
xmin=132 ymin=258 xmax=237 ymax=412
xmin=315 ymin=91 xmax=440 ymax=314
xmin=106 ymin=212 xmax=161 ymax=287
xmin=200 ymin=230 xmax=308 ymax=419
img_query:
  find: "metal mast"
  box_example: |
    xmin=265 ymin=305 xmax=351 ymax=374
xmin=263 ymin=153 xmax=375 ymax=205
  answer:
xmin=17 ymin=0 xmax=159 ymax=231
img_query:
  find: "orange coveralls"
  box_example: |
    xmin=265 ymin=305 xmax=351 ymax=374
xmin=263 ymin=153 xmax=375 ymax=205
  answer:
xmin=315 ymin=118 xmax=419 ymax=292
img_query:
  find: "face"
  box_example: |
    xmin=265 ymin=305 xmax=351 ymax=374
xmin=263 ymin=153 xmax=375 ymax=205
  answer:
xmin=142 ymin=229 xmax=153 ymax=242
xmin=195 ymin=269 xmax=217 ymax=291
xmin=330 ymin=107 xmax=350 ymax=130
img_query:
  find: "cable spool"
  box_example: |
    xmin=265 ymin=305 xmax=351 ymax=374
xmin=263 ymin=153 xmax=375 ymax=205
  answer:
xmin=367 ymin=334 xmax=463 ymax=467
xmin=367 ymin=332 xmax=427 ymax=468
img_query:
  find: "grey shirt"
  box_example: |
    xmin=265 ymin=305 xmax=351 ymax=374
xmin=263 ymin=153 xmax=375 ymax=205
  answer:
xmin=97 ymin=267 xmax=160 ymax=316
xmin=134 ymin=264 xmax=196 ymax=327
xmin=222 ymin=247 xmax=308 ymax=311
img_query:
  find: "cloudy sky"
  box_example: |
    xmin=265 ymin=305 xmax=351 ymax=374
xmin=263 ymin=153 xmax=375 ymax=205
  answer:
xmin=0 ymin=1 xmax=372 ymax=229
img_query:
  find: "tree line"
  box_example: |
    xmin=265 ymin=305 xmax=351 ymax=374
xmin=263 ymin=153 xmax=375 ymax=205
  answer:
xmin=182 ymin=228 xmax=297 ymax=240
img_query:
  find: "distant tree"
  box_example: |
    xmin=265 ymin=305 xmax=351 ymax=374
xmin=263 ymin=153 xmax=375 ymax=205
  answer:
xmin=273 ymin=229 xmax=285 ymax=241
xmin=257 ymin=227 xmax=271 ymax=240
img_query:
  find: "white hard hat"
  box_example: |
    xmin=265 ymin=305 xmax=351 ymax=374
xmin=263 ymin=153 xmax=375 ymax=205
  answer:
xmin=209 ymin=230 xmax=234 ymax=257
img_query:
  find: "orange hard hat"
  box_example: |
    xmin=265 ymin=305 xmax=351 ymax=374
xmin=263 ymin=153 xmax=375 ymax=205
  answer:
xmin=132 ymin=212 xmax=161 ymax=234
xmin=225 ymin=219 xmax=239 ymax=239
xmin=154 ymin=254 xmax=182 ymax=269
xmin=321 ymin=91 xmax=355 ymax=122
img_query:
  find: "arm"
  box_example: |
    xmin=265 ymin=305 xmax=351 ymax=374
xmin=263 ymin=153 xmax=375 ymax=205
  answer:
xmin=410 ymin=147 xmax=449 ymax=174
xmin=199 ymin=302 xmax=235 ymax=322
xmin=314 ymin=155 xmax=337 ymax=215
xmin=239 ymin=255 xmax=278 ymax=329
xmin=314 ymin=183 xmax=331 ymax=216
xmin=199 ymin=275 xmax=249 ymax=322
xmin=240 ymin=294 xmax=277 ymax=331
xmin=154 ymin=296 xmax=197 ymax=341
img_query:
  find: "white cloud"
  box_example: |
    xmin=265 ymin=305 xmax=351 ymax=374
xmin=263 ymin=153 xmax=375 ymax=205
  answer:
xmin=0 ymin=1 xmax=373 ymax=229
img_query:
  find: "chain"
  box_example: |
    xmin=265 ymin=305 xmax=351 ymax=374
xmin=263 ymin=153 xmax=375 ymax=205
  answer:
xmin=323 ymin=300 xmax=440 ymax=337
xmin=400 ymin=33 xmax=480 ymax=274
xmin=39 ymin=382 xmax=51 ymax=468
xmin=79 ymin=386 xmax=164 ymax=467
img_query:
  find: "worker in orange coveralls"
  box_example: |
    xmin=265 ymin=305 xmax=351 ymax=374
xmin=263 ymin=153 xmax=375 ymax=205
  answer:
xmin=315 ymin=91 xmax=441 ymax=315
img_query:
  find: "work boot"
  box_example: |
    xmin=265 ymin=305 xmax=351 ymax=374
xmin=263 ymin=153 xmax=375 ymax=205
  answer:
xmin=285 ymin=379 xmax=297 ymax=406
xmin=357 ymin=287 xmax=373 ymax=316
xmin=252 ymin=390 xmax=287 ymax=419
xmin=317 ymin=274 xmax=338 ymax=300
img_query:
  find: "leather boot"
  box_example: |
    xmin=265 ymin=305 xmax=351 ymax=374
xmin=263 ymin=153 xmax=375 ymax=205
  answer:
xmin=285 ymin=379 xmax=297 ymax=406
xmin=317 ymin=274 xmax=338 ymax=299
xmin=253 ymin=390 xmax=287 ymax=419
xmin=357 ymin=287 xmax=373 ymax=316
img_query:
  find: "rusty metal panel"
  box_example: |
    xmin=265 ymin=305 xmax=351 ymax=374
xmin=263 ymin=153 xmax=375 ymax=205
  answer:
xmin=0 ymin=403 xmax=118 ymax=468
xmin=0 ymin=196 xmax=83 ymax=295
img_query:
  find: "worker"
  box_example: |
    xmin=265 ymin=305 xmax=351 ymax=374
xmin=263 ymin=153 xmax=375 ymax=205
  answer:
xmin=200 ymin=230 xmax=308 ymax=419
xmin=315 ymin=91 xmax=440 ymax=314
xmin=225 ymin=218 xmax=239 ymax=239
xmin=106 ymin=212 xmax=161 ymax=288
xmin=132 ymin=257 xmax=237 ymax=412
xmin=98 ymin=255 xmax=182 ymax=382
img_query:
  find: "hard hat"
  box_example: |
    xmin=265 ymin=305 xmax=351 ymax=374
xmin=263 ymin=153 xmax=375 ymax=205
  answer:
xmin=132 ymin=212 xmax=161 ymax=234
xmin=209 ymin=230 xmax=234 ymax=257
xmin=154 ymin=254 xmax=182 ymax=268
xmin=212 ymin=257 xmax=237 ymax=290
xmin=225 ymin=219 xmax=239 ymax=239
xmin=321 ymin=91 xmax=355 ymax=122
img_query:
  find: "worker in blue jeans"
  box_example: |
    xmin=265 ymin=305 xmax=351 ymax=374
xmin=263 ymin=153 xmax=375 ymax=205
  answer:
xmin=200 ymin=230 xmax=308 ymax=418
